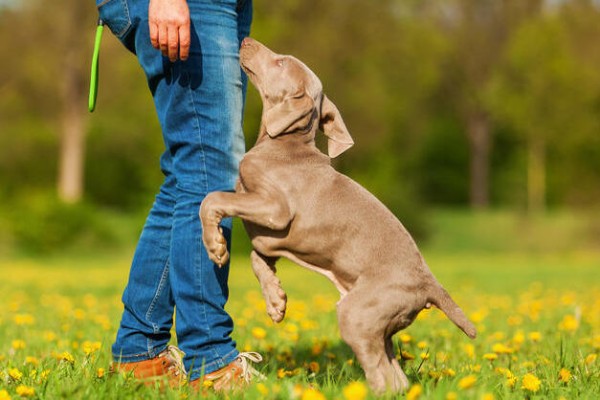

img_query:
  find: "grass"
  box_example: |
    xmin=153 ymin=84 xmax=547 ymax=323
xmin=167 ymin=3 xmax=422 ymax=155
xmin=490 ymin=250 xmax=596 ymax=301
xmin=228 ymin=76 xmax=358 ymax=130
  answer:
xmin=0 ymin=210 xmax=599 ymax=399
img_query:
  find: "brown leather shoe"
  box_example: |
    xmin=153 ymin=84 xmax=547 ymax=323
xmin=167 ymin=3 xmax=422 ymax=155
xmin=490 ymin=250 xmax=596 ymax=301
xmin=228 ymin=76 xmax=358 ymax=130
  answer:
xmin=111 ymin=345 xmax=185 ymax=387
xmin=190 ymin=352 xmax=264 ymax=392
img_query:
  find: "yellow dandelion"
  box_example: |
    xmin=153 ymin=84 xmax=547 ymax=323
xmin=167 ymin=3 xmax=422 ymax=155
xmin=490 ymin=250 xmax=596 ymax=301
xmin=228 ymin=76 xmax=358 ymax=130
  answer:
xmin=482 ymin=393 xmax=495 ymax=400
xmin=417 ymin=341 xmax=428 ymax=349
xmin=97 ymin=368 xmax=105 ymax=378
xmin=483 ymin=353 xmax=498 ymax=361
xmin=429 ymin=370 xmax=442 ymax=379
xmin=277 ymin=368 xmax=292 ymax=379
xmin=446 ymin=392 xmax=458 ymax=400
xmin=0 ymin=389 xmax=11 ymax=400
xmin=442 ymin=368 xmax=456 ymax=377
xmin=558 ymin=315 xmax=579 ymax=332
xmin=15 ymin=385 xmax=35 ymax=398
xmin=24 ymin=356 xmax=39 ymax=366
xmin=528 ymin=331 xmax=542 ymax=342
xmin=399 ymin=333 xmax=412 ymax=344
xmin=11 ymin=340 xmax=26 ymax=350
xmin=492 ymin=343 xmax=513 ymax=354
xmin=342 ymin=381 xmax=368 ymax=400
xmin=401 ymin=350 xmax=415 ymax=360
xmin=256 ymin=383 xmax=269 ymax=396
xmin=308 ymin=361 xmax=320 ymax=373
xmin=301 ymin=388 xmax=326 ymax=400
xmin=43 ymin=331 xmax=57 ymax=342
xmin=507 ymin=315 xmax=523 ymax=326
xmin=558 ymin=368 xmax=571 ymax=384
xmin=512 ymin=331 xmax=525 ymax=346
xmin=8 ymin=368 xmax=23 ymax=381
xmin=521 ymin=373 xmax=541 ymax=392
xmin=202 ymin=380 xmax=213 ymax=389
xmin=420 ymin=352 xmax=430 ymax=360
xmin=585 ymin=353 xmax=597 ymax=365
xmin=458 ymin=375 xmax=477 ymax=390
xmin=40 ymin=370 xmax=51 ymax=380
xmin=463 ymin=343 xmax=475 ymax=359
xmin=60 ymin=351 xmax=75 ymax=364
xmin=13 ymin=314 xmax=35 ymax=326
xmin=406 ymin=384 xmax=422 ymax=400
xmin=82 ymin=341 xmax=102 ymax=356
xmin=469 ymin=309 xmax=487 ymax=323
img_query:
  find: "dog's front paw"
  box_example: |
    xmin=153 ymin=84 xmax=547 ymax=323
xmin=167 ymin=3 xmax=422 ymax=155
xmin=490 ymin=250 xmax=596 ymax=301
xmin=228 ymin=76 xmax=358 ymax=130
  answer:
xmin=263 ymin=281 xmax=287 ymax=323
xmin=202 ymin=226 xmax=229 ymax=267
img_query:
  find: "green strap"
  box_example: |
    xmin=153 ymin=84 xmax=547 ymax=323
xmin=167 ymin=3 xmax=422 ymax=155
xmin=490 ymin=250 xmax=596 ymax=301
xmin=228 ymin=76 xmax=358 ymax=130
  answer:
xmin=88 ymin=20 xmax=104 ymax=112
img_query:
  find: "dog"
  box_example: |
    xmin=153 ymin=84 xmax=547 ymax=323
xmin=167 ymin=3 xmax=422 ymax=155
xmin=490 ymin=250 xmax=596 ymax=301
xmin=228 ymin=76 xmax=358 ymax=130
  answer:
xmin=200 ymin=37 xmax=476 ymax=394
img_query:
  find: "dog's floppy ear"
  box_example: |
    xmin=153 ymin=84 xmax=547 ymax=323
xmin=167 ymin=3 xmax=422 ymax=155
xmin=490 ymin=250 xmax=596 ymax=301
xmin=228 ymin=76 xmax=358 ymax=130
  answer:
xmin=319 ymin=95 xmax=353 ymax=158
xmin=265 ymin=94 xmax=316 ymax=138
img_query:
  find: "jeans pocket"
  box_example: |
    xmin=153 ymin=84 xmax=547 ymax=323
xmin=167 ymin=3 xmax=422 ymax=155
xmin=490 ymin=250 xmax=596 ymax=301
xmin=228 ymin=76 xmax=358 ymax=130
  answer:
xmin=97 ymin=0 xmax=132 ymax=39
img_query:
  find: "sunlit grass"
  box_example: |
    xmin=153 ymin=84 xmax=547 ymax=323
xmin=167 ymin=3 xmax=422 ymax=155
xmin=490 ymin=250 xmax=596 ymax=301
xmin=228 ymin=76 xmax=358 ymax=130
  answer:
xmin=0 ymin=211 xmax=599 ymax=399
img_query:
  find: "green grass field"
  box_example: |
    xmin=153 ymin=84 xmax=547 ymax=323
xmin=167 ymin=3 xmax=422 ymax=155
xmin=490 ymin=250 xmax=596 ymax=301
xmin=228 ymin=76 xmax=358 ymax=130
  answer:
xmin=0 ymin=210 xmax=598 ymax=399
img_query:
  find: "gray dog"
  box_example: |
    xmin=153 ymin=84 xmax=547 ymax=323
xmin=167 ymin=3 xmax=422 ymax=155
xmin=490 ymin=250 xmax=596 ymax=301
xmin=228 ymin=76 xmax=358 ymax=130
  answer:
xmin=200 ymin=37 xmax=476 ymax=394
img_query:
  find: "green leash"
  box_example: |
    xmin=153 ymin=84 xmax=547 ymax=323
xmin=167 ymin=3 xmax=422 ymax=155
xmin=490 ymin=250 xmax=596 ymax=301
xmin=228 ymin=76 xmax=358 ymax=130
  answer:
xmin=88 ymin=19 xmax=104 ymax=112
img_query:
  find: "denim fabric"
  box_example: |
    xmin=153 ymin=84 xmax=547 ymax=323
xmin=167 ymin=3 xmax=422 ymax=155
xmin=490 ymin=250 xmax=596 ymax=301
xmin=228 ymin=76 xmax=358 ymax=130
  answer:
xmin=99 ymin=0 xmax=252 ymax=379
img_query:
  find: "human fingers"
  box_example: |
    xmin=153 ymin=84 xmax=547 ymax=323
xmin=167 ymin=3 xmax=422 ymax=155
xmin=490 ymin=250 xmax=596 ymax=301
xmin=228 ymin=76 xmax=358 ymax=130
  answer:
xmin=178 ymin=23 xmax=190 ymax=61
xmin=166 ymin=25 xmax=180 ymax=62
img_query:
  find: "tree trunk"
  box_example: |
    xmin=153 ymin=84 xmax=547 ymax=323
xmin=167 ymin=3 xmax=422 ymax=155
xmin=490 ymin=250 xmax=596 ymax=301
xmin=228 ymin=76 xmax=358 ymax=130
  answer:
xmin=57 ymin=49 xmax=87 ymax=204
xmin=527 ymin=135 xmax=545 ymax=214
xmin=467 ymin=111 xmax=492 ymax=209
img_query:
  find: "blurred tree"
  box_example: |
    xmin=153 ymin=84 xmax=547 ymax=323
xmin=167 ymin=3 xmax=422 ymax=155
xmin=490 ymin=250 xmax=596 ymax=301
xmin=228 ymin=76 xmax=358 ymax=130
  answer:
xmin=487 ymin=12 xmax=597 ymax=213
xmin=435 ymin=0 xmax=543 ymax=209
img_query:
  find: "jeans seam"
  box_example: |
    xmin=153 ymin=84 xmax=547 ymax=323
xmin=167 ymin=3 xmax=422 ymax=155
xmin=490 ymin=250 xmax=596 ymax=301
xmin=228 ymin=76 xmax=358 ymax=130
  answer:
xmin=145 ymin=258 xmax=171 ymax=355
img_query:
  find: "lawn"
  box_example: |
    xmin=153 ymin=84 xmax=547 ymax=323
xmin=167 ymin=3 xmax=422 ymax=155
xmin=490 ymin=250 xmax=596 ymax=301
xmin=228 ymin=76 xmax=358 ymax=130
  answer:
xmin=0 ymin=210 xmax=598 ymax=399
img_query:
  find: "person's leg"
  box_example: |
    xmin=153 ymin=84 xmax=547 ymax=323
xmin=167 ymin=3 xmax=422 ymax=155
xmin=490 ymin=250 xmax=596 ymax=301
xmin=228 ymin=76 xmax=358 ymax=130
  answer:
xmin=162 ymin=0 xmax=252 ymax=380
xmin=101 ymin=0 xmax=177 ymax=363
xmin=130 ymin=0 xmax=252 ymax=379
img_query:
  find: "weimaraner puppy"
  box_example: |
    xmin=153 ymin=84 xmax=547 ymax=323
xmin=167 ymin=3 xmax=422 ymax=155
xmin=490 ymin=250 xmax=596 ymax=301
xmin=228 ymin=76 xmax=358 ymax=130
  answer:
xmin=200 ymin=37 xmax=476 ymax=394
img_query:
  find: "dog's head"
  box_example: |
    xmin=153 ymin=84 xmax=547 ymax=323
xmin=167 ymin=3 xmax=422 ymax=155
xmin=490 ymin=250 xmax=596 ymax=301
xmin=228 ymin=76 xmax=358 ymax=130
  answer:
xmin=240 ymin=38 xmax=353 ymax=158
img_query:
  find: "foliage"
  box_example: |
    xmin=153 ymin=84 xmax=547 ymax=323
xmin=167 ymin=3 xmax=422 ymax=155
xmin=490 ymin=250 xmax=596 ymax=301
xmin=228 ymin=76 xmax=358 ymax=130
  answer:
xmin=4 ymin=193 xmax=118 ymax=255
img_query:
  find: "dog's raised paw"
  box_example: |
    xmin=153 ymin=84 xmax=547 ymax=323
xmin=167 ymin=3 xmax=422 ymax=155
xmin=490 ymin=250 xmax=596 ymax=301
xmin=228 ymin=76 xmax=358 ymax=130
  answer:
xmin=203 ymin=227 xmax=229 ymax=267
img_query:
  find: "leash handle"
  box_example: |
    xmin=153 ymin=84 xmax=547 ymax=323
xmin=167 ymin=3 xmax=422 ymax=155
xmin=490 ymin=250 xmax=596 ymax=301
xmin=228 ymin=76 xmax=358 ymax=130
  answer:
xmin=88 ymin=19 xmax=104 ymax=112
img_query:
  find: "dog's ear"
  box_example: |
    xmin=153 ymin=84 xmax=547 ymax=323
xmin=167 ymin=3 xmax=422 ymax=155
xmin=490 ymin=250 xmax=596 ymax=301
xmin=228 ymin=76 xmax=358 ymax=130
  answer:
xmin=319 ymin=95 xmax=353 ymax=158
xmin=265 ymin=94 xmax=316 ymax=138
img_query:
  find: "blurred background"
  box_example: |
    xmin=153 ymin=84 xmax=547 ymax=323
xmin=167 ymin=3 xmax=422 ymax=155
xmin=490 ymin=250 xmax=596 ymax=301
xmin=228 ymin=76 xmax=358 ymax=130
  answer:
xmin=0 ymin=0 xmax=599 ymax=257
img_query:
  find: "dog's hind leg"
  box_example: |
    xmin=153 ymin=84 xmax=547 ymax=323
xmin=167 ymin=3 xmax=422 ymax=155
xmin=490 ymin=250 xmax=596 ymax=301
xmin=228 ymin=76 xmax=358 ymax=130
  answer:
xmin=337 ymin=286 xmax=410 ymax=394
xmin=251 ymin=250 xmax=287 ymax=323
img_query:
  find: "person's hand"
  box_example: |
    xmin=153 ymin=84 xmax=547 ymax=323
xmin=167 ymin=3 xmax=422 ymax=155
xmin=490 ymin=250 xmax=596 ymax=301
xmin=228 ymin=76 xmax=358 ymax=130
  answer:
xmin=149 ymin=0 xmax=190 ymax=62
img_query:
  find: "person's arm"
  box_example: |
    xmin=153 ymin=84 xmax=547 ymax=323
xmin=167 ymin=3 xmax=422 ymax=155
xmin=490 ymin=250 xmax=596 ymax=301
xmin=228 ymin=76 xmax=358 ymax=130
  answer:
xmin=148 ymin=0 xmax=191 ymax=62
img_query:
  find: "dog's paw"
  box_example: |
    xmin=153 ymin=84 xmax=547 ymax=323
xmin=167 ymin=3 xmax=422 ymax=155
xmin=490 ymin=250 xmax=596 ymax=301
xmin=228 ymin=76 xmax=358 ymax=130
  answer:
xmin=263 ymin=281 xmax=287 ymax=323
xmin=202 ymin=226 xmax=229 ymax=267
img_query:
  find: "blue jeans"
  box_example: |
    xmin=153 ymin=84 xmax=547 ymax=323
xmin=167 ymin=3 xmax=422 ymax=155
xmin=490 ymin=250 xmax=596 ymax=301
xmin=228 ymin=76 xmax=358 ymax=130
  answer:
xmin=97 ymin=0 xmax=252 ymax=380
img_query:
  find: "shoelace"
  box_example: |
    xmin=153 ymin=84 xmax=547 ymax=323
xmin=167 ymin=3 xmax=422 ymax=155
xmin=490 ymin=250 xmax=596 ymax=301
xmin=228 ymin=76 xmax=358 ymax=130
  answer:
xmin=237 ymin=352 xmax=265 ymax=382
xmin=163 ymin=345 xmax=186 ymax=377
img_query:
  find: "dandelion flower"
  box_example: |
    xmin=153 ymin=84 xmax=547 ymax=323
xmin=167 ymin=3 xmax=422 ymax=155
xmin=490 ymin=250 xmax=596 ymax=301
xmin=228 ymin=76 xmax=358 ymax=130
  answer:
xmin=24 ymin=356 xmax=39 ymax=366
xmin=15 ymin=385 xmax=35 ymax=397
xmin=60 ymin=351 xmax=75 ymax=364
xmin=97 ymin=367 xmax=105 ymax=378
xmin=521 ymin=373 xmax=541 ymax=392
xmin=342 ymin=381 xmax=368 ymax=400
xmin=463 ymin=343 xmax=475 ymax=359
xmin=558 ymin=368 xmax=571 ymax=383
xmin=83 ymin=341 xmax=102 ymax=356
xmin=483 ymin=353 xmax=498 ymax=361
xmin=0 ymin=389 xmax=11 ymax=400
xmin=417 ymin=341 xmax=428 ymax=349
xmin=308 ymin=361 xmax=320 ymax=373
xmin=256 ymin=383 xmax=269 ymax=396
xmin=558 ymin=315 xmax=579 ymax=332
xmin=458 ymin=375 xmax=477 ymax=390
xmin=585 ymin=353 xmax=597 ymax=365
xmin=301 ymin=388 xmax=326 ymax=400
xmin=482 ymin=393 xmax=495 ymax=400
xmin=399 ymin=333 xmax=412 ymax=344
xmin=13 ymin=314 xmax=35 ymax=326
xmin=406 ymin=384 xmax=422 ymax=400
xmin=492 ymin=343 xmax=513 ymax=354
xmin=528 ymin=331 xmax=542 ymax=342
xmin=442 ymin=368 xmax=456 ymax=377
xmin=11 ymin=340 xmax=26 ymax=350
xmin=445 ymin=392 xmax=458 ymax=400
xmin=8 ymin=368 xmax=23 ymax=381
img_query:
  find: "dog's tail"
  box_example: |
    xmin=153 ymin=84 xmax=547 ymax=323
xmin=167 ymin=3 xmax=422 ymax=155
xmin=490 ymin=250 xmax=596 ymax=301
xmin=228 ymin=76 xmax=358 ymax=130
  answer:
xmin=428 ymin=285 xmax=477 ymax=339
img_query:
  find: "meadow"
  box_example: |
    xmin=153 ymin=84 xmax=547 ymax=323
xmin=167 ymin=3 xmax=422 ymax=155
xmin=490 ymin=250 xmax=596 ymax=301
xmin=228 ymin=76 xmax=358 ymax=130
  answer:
xmin=0 ymin=210 xmax=598 ymax=399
